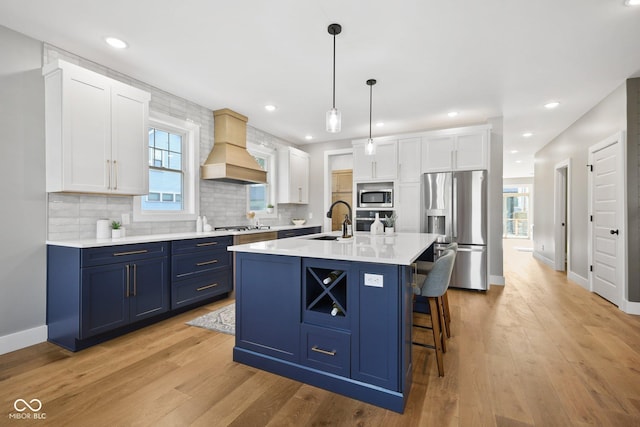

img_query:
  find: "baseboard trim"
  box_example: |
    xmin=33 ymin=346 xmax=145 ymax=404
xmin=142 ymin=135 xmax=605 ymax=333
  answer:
xmin=532 ymin=251 xmax=555 ymax=268
xmin=0 ymin=325 xmax=47 ymax=356
xmin=490 ymin=275 xmax=505 ymax=286
xmin=567 ymin=271 xmax=589 ymax=290
xmin=620 ymin=300 xmax=640 ymax=315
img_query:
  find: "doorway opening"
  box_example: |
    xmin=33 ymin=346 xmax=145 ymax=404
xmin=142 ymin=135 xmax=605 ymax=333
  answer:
xmin=323 ymin=149 xmax=353 ymax=232
xmin=554 ymin=160 xmax=570 ymax=273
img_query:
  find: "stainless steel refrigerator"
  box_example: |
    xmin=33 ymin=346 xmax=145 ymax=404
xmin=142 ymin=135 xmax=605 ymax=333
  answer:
xmin=421 ymin=171 xmax=487 ymax=290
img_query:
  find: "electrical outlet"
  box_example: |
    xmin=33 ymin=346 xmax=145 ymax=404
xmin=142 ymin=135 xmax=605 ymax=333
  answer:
xmin=364 ymin=273 xmax=383 ymax=288
xmin=309 ymin=212 xmax=313 ymax=219
xmin=121 ymin=213 xmax=130 ymax=225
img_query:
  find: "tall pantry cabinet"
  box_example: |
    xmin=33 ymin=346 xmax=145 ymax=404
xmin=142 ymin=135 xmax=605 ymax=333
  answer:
xmin=43 ymin=59 xmax=151 ymax=195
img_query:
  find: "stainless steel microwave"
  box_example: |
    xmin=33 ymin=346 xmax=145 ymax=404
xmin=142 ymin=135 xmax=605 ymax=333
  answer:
xmin=358 ymin=189 xmax=393 ymax=208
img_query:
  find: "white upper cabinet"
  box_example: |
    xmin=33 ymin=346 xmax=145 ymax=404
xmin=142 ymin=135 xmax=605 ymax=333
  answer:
xmin=398 ymin=137 xmax=422 ymax=183
xmin=421 ymin=127 xmax=489 ymax=173
xmin=278 ymin=146 xmax=309 ymax=204
xmin=396 ymin=182 xmax=421 ymax=232
xmin=352 ymin=140 xmax=397 ymax=181
xmin=43 ymin=60 xmax=150 ymax=195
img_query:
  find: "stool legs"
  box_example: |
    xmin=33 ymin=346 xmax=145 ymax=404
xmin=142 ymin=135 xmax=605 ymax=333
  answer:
xmin=428 ymin=296 xmax=445 ymax=376
xmin=440 ymin=291 xmax=451 ymax=338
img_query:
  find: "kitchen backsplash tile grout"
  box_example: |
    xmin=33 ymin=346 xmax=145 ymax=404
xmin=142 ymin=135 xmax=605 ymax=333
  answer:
xmin=44 ymin=44 xmax=308 ymax=241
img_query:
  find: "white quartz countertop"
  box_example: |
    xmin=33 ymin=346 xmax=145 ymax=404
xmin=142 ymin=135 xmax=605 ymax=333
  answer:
xmin=46 ymin=224 xmax=321 ymax=248
xmin=228 ymin=231 xmax=440 ymax=266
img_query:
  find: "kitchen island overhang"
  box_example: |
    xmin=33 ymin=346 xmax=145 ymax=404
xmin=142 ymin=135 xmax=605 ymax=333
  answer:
xmin=229 ymin=231 xmax=439 ymax=413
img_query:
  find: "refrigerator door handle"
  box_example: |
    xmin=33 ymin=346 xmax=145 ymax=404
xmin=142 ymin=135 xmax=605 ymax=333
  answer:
xmin=456 ymin=247 xmax=485 ymax=252
xmin=452 ymin=175 xmax=457 ymax=238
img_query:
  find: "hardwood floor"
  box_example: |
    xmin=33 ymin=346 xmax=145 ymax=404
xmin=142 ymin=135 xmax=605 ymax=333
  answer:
xmin=2 ymin=239 xmax=640 ymax=426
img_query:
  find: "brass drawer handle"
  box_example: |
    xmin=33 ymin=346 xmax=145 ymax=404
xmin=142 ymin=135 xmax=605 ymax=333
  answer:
xmin=311 ymin=346 xmax=336 ymax=356
xmin=196 ymin=259 xmax=219 ymax=266
xmin=196 ymin=283 xmax=219 ymax=292
xmin=113 ymin=249 xmax=148 ymax=256
xmin=196 ymin=242 xmax=218 ymax=247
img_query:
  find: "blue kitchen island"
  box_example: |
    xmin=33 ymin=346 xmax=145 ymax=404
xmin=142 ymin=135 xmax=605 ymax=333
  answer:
xmin=229 ymin=231 xmax=438 ymax=413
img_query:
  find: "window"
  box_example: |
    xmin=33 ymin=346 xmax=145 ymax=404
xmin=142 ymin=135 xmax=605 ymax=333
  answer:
xmin=503 ymin=185 xmax=530 ymax=238
xmin=247 ymin=144 xmax=275 ymax=216
xmin=133 ymin=113 xmax=200 ymax=221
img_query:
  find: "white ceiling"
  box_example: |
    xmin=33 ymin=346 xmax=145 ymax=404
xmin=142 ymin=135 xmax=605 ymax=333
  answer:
xmin=1 ymin=0 xmax=639 ymax=178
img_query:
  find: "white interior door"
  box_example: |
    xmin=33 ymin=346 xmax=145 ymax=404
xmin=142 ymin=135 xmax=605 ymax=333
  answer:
xmin=590 ymin=135 xmax=624 ymax=306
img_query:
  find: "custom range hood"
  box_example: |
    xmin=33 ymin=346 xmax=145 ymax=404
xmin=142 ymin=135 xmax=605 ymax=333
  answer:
xmin=201 ymin=108 xmax=267 ymax=184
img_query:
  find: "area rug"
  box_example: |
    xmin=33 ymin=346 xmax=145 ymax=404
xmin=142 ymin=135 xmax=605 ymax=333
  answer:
xmin=186 ymin=303 xmax=235 ymax=335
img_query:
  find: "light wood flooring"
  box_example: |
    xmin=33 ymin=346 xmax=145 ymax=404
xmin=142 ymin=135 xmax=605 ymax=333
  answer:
xmin=2 ymin=239 xmax=640 ymax=426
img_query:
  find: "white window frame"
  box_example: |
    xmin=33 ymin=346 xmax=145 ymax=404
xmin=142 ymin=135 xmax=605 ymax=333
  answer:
xmin=247 ymin=143 xmax=277 ymax=219
xmin=133 ymin=112 xmax=200 ymax=222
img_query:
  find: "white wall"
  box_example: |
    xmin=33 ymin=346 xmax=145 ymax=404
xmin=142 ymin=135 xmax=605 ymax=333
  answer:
xmin=0 ymin=26 xmax=47 ymax=354
xmin=533 ymin=82 xmax=626 ymax=283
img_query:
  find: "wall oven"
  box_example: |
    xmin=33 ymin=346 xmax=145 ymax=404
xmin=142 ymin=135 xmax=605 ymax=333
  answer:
xmin=358 ymin=188 xmax=393 ymax=208
xmin=355 ymin=210 xmax=394 ymax=232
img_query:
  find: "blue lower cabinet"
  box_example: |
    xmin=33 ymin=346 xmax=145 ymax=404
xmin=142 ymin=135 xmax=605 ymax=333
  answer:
xmin=170 ymin=236 xmax=233 ymax=310
xmin=48 ymin=242 xmax=172 ymax=351
xmin=172 ymin=269 xmax=231 ymax=309
xmin=351 ymin=262 xmax=400 ymax=391
xmin=80 ymin=256 xmax=169 ymax=339
xmin=301 ymin=324 xmax=350 ymax=377
xmin=235 ymin=253 xmax=301 ymax=363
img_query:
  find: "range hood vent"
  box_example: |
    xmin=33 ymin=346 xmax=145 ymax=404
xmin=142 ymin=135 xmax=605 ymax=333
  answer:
xmin=201 ymin=108 xmax=267 ymax=184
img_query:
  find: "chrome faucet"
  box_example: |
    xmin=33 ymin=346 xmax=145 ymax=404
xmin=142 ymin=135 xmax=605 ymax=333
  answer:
xmin=326 ymin=200 xmax=352 ymax=221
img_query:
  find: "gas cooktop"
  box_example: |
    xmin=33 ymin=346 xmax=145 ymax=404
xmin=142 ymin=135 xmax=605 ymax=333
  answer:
xmin=214 ymin=225 xmax=271 ymax=232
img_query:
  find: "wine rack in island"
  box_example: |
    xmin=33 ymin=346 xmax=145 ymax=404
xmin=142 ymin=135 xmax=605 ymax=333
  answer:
xmin=303 ymin=259 xmax=351 ymax=329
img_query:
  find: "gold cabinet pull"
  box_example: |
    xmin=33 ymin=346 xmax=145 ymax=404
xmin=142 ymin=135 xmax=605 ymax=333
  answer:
xmin=113 ymin=159 xmax=118 ymax=190
xmin=125 ymin=264 xmax=130 ymax=297
xmin=106 ymin=159 xmax=111 ymax=189
xmin=196 ymin=283 xmax=219 ymax=292
xmin=196 ymin=259 xmax=219 ymax=267
xmin=113 ymin=249 xmax=149 ymax=256
xmin=196 ymin=242 xmax=218 ymax=247
xmin=311 ymin=346 xmax=336 ymax=356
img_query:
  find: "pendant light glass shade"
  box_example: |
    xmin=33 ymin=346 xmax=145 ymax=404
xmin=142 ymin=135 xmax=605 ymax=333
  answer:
xmin=366 ymin=138 xmax=376 ymax=155
xmin=365 ymin=79 xmax=377 ymax=156
xmin=326 ymin=24 xmax=342 ymax=133
xmin=326 ymin=108 xmax=341 ymax=133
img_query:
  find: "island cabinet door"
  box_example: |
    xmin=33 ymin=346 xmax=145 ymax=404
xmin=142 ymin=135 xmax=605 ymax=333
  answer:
xmin=351 ymin=263 xmax=400 ymax=391
xmin=235 ymin=253 xmax=302 ymax=363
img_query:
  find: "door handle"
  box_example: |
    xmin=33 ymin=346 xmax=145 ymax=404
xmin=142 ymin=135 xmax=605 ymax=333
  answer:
xmin=125 ymin=264 xmax=130 ymax=297
xmin=610 ymin=229 xmax=619 ymax=235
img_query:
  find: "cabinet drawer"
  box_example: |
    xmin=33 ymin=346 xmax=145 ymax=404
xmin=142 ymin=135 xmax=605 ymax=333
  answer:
xmin=172 ymin=251 xmax=231 ymax=279
xmin=171 ymin=236 xmax=232 ymax=255
xmin=172 ymin=270 xmax=231 ymax=309
xmin=301 ymin=324 xmax=350 ymax=377
xmin=81 ymin=242 xmax=168 ymax=267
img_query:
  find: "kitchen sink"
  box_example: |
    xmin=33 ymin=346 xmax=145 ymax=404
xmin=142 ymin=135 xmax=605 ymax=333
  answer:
xmin=308 ymin=235 xmax=339 ymax=241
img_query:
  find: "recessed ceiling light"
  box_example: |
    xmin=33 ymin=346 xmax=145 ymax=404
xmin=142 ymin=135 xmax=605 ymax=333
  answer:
xmin=304 ymin=135 xmax=313 ymax=140
xmin=264 ymin=105 xmax=277 ymax=112
xmin=105 ymin=37 xmax=128 ymax=49
xmin=510 ymin=150 xmax=519 ymax=154
xmin=376 ymin=122 xmax=384 ymax=127
xmin=515 ymin=160 xmax=522 ymax=164
xmin=544 ymin=101 xmax=560 ymax=109
xmin=447 ymin=111 xmax=458 ymax=118
xmin=522 ymin=132 xmax=533 ymax=137
xmin=625 ymin=0 xmax=640 ymax=6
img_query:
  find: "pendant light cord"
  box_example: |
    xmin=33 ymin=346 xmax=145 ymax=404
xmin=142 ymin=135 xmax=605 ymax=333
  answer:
xmin=332 ymin=33 xmax=336 ymax=109
xmin=369 ymin=83 xmax=373 ymax=139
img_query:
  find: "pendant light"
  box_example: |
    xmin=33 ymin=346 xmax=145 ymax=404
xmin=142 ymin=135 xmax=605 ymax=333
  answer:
xmin=326 ymin=23 xmax=342 ymax=133
xmin=366 ymin=79 xmax=377 ymax=155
